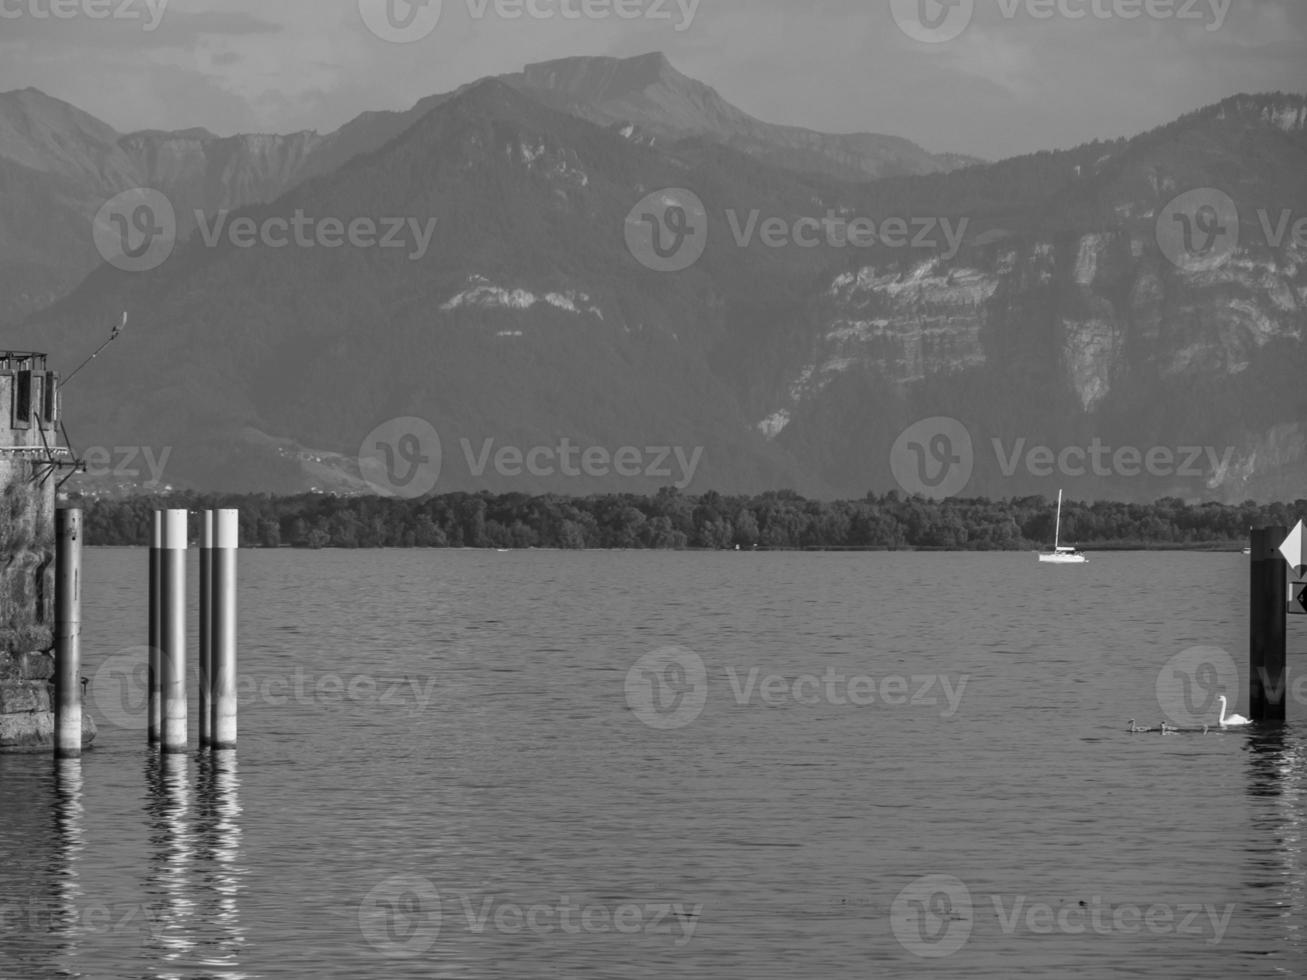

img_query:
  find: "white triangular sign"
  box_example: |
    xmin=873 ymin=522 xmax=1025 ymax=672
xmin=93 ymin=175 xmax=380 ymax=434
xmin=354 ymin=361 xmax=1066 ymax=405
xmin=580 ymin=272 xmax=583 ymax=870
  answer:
xmin=1279 ymin=520 xmax=1307 ymax=577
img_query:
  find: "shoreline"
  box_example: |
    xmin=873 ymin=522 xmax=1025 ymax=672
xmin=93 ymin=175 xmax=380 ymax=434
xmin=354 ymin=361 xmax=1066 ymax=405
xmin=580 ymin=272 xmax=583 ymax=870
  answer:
xmin=80 ymin=542 xmax=1251 ymax=553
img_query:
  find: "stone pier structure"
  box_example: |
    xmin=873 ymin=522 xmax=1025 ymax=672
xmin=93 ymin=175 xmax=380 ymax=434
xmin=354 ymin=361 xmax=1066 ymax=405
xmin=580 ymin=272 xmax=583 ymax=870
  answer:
xmin=0 ymin=352 xmax=95 ymax=751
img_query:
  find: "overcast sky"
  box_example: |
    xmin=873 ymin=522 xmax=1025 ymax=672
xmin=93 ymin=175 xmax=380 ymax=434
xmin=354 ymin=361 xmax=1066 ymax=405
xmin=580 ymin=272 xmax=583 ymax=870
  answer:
xmin=1 ymin=0 xmax=1304 ymax=160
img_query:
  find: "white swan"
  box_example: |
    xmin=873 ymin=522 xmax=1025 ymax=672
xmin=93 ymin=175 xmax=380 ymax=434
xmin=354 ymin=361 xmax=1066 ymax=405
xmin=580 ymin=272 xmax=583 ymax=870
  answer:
xmin=1160 ymin=721 xmax=1178 ymax=734
xmin=1127 ymin=720 xmax=1152 ymax=733
xmin=1216 ymin=696 xmax=1250 ymax=728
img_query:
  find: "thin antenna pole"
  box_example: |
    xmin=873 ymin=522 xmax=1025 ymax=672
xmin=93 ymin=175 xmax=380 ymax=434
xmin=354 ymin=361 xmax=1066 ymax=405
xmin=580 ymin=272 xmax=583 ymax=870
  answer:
xmin=62 ymin=312 xmax=127 ymax=387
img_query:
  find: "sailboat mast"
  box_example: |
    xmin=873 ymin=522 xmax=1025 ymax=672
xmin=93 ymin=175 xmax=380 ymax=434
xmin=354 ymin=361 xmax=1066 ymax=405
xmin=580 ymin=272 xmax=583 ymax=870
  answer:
xmin=1054 ymin=490 xmax=1063 ymax=549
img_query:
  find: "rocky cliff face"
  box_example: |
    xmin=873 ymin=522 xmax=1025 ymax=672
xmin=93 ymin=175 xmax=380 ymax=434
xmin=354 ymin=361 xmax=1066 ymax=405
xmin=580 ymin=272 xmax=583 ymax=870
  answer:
xmin=757 ymin=206 xmax=1307 ymax=499
xmin=771 ymin=231 xmax=1304 ymax=404
xmin=118 ymin=129 xmax=328 ymax=220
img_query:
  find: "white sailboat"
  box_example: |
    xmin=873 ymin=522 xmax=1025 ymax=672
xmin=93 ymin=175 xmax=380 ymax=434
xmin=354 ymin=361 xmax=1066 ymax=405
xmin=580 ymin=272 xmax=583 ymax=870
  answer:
xmin=1039 ymin=490 xmax=1087 ymax=564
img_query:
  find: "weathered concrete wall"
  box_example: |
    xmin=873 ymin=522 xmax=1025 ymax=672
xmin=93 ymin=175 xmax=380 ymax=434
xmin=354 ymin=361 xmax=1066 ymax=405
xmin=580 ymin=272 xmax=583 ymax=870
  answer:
xmin=1 ymin=357 xmax=95 ymax=751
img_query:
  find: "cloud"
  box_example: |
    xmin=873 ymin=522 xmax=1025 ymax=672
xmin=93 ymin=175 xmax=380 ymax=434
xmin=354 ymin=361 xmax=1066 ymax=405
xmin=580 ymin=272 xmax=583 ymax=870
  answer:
xmin=0 ymin=2 xmax=281 ymax=48
xmin=932 ymin=25 xmax=1039 ymax=98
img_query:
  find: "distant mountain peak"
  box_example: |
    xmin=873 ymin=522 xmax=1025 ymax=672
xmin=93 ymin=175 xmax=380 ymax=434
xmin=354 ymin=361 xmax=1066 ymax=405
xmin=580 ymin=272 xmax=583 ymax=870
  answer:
xmin=520 ymin=51 xmax=686 ymax=103
xmin=1 ymin=85 xmax=66 ymax=103
xmin=507 ymin=52 xmax=969 ymax=181
xmin=0 ymin=85 xmax=128 ymax=185
xmin=435 ymin=75 xmax=554 ymax=127
xmin=0 ymin=85 xmax=116 ymax=127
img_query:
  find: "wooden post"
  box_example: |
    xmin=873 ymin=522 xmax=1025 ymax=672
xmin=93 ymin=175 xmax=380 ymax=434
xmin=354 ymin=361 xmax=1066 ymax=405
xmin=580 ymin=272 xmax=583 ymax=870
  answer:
xmin=54 ymin=508 xmax=82 ymax=758
xmin=1250 ymin=526 xmax=1288 ymax=723
xmin=212 ymin=509 xmax=238 ymax=751
xmin=161 ymin=509 xmax=188 ymax=754
xmin=199 ymin=511 xmax=213 ymax=749
xmin=148 ymin=510 xmax=162 ymax=745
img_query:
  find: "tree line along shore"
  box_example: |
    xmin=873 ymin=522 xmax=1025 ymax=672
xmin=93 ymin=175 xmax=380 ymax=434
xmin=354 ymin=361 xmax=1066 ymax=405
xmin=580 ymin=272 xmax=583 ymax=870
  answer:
xmin=69 ymin=490 xmax=1305 ymax=551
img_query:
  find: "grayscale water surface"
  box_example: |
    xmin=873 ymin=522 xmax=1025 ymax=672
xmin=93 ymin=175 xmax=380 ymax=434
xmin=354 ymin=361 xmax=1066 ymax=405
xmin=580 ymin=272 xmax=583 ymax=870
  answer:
xmin=1 ymin=549 xmax=1304 ymax=978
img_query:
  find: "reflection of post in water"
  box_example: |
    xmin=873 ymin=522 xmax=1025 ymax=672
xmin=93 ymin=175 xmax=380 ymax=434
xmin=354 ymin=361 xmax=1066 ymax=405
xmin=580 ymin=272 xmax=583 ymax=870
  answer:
xmin=141 ymin=752 xmax=196 ymax=966
xmin=1245 ymin=728 xmax=1306 ymax=956
xmin=51 ymin=758 xmax=85 ymax=971
xmin=194 ymin=749 xmax=246 ymax=973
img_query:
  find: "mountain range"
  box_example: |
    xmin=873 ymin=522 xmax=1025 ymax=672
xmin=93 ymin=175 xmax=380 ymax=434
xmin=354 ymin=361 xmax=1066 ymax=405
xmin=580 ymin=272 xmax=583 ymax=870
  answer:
xmin=0 ymin=53 xmax=977 ymax=324
xmin=2 ymin=52 xmax=1305 ymax=503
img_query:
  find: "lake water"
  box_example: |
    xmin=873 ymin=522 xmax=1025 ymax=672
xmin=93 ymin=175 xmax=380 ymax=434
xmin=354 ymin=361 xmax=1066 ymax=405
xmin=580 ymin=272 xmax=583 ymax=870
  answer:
xmin=1 ymin=549 xmax=1304 ymax=978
